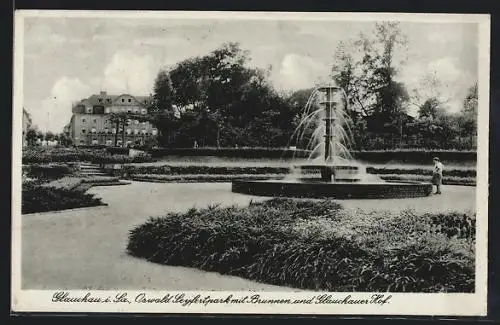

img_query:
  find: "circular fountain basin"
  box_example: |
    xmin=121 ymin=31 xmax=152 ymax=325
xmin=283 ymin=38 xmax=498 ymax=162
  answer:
xmin=231 ymin=179 xmax=433 ymax=199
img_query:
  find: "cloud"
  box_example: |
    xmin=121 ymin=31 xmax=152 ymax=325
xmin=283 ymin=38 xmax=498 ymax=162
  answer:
xmin=30 ymin=77 xmax=91 ymax=132
xmin=399 ymin=56 xmax=474 ymax=114
xmin=276 ymin=53 xmax=330 ymax=91
xmin=101 ymin=51 xmax=156 ymax=95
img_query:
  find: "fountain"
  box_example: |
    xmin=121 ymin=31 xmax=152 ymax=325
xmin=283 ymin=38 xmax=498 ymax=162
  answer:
xmin=231 ymin=82 xmax=433 ymax=199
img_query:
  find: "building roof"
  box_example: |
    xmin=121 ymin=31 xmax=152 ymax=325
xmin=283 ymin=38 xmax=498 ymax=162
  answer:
xmin=80 ymin=92 xmax=153 ymax=107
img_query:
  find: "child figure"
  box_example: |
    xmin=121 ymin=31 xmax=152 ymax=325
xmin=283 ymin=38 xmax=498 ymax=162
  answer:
xmin=432 ymin=157 xmax=444 ymax=194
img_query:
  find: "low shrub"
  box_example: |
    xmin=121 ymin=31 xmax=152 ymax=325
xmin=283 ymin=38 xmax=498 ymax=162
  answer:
xmin=131 ymin=174 xmax=286 ymax=182
xmin=23 ymin=163 xmax=75 ymax=182
xmin=147 ymin=148 xmax=476 ymax=164
xmin=122 ymin=165 xmax=290 ymax=176
xmin=378 ymin=174 xmax=476 ymax=186
xmin=22 ymin=146 xmax=154 ymax=164
xmin=366 ymin=167 xmax=476 ymax=178
xmin=127 ymin=198 xmax=475 ymax=292
xmin=22 ymin=182 xmax=104 ymax=214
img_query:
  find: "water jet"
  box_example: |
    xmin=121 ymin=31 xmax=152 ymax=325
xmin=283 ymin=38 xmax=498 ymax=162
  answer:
xmin=232 ymin=82 xmax=433 ymax=199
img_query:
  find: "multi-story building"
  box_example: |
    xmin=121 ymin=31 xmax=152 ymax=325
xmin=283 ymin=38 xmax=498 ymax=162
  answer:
xmin=22 ymin=107 xmax=32 ymax=147
xmin=68 ymin=91 xmax=159 ymax=147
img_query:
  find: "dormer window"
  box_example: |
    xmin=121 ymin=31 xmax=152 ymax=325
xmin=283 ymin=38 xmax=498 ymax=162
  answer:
xmin=122 ymin=99 xmax=125 ymax=102
xmin=81 ymin=118 xmax=86 ymax=123
xmin=128 ymin=99 xmax=132 ymax=103
xmin=98 ymin=98 xmax=103 ymax=103
xmin=106 ymin=99 xmax=111 ymax=103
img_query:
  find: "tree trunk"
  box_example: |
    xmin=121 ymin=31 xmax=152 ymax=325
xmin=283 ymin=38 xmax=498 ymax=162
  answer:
xmin=121 ymin=118 xmax=126 ymax=148
xmin=216 ymin=126 xmax=221 ymax=148
xmin=114 ymin=120 xmax=120 ymax=147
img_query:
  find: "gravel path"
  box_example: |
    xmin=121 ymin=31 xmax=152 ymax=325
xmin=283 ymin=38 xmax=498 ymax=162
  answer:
xmin=21 ymin=182 xmax=475 ymax=290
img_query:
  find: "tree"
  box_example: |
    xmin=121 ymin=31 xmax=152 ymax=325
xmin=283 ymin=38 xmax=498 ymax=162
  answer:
xmin=354 ymin=22 xmax=410 ymax=135
xmin=151 ymin=70 xmax=175 ymax=114
xmin=418 ymin=97 xmax=442 ymax=119
xmin=459 ymin=83 xmax=478 ymax=148
xmin=25 ymin=127 xmax=38 ymax=146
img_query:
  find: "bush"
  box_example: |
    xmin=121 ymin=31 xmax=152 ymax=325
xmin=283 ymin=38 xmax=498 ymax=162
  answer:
xmin=131 ymin=174 xmax=286 ymax=183
xmin=23 ymin=163 xmax=75 ymax=182
xmin=22 ymin=146 xmax=154 ymax=164
xmin=22 ymin=182 xmax=104 ymax=214
xmin=122 ymin=165 xmax=290 ymax=176
xmin=352 ymin=150 xmax=476 ymax=164
xmin=378 ymin=174 xmax=476 ymax=186
xmin=146 ymin=148 xmax=476 ymax=164
xmin=366 ymin=167 xmax=476 ymax=178
xmin=127 ymin=199 xmax=475 ymax=292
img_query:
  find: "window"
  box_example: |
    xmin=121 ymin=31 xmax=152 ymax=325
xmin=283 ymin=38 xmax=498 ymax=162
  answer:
xmin=141 ymin=109 xmax=147 ymax=114
xmin=142 ymin=129 xmax=146 ymax=134
xmin=134 ymin=119 xmax=139 ymax=125
xmin=82 ymin=118 xmax=86 ymax=123
xmin=127 ymin=109 xmax=132 ymax=113
xmin=106 ymin=140 xmax=113 ymax=146
xmin=93 ymin=119 xmax=97 ymax=123
xmin=91 ymin=128 xmax=96 ymax=134
xmin=128 ymin=99 xmax=132 ymax=103
xmin=141 ymin=121 xmax=146 ymax=126
xmin=121 ymin=99 xmax=125 ymax=102
xmin=104 ymin=128 xmax=108 ymax=134
xmin=98 ymin=98 xmax=102 ymax=103
xmin=126 ymin=129 xmax=131 ymax=135
xmin=107 ymin=99 xmax=111 ymax=103
xmin=152 ymin=128 xmax=158 ymax=136
xmin=112 ymin=128 xmax=116 ymax=134
xmin=117 ymin=140 xmax=122 ymax=146
xmin=92 ymin=139 xmax=98 ymax=145
xmin=134 ymin=129 xmax=139 ymax=135
xmin=81 ymin=129 xmax=86 ymax=134
xmin=80 ymin=140 xmax=85 ymax=144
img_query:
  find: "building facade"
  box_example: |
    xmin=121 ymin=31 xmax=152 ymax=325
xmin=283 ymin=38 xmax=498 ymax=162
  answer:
xmin=68 ymin=91 xmax=159 ymax=147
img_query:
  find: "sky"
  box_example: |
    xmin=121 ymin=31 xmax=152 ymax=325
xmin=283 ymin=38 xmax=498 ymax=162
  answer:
xmin=20 ymin=14 xmax=479 ymax=132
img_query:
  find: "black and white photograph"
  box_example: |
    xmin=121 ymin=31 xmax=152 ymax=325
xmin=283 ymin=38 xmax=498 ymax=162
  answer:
xmin=12 ymin=10 xmax=490 ymax=315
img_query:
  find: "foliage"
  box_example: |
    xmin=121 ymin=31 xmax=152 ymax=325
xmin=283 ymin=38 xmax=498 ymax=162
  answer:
xmin=127 ymin=198 xmax=475 ymax=292
xmin=23 ymin=163 xmax=75 ymax=182
xmin=22 ymin=146 xmax=154 ymax=164
xmin=22 ymin=182 xmax=104 ymax=214
xmin=366 ymin=167 xmax=476 ymax=178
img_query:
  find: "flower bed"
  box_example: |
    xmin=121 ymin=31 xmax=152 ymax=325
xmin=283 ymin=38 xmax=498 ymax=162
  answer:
xmin=127 ymin=198 xmax=475 ymax=292
xmin=22 ymin=182 xmax=105 ymax=214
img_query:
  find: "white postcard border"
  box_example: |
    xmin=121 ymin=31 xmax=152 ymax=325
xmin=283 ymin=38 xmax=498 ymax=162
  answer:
xmin=11 ymin=10 xmax=491 ymax=316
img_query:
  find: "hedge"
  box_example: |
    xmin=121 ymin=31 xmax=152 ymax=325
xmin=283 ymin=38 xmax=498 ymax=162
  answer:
xmin=147 ymin=147 xmax=476 ymax=163
xmin=22 ymin=147 xmax=153 ymax=164
xmin=131 ymin=174 xmax=286 ymax=183
xmin=120 ymin=164 xmax=475 ymax=178
xmin=127 ymin=198 xmax=475 ymax=292
xmin=22 ymin=182 xmax=105 ymax=214
xmin=366 ymin=167 xmax=476 ymax=178
xmin=149 ymin=147 xmax=311 ymax=158
xmin=23 ymin=163 xmax=76 ymax=181
xmin=379 ymin=175 xmax=476 ymax=186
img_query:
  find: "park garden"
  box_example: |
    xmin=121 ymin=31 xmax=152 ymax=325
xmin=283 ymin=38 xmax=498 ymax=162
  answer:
xmin=21 ymin=22 xmax=478 ymax=292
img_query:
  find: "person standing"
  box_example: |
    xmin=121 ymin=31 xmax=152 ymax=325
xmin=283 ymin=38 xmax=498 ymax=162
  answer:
xmin=432 ymin=157 xmax=444 ymax=194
